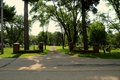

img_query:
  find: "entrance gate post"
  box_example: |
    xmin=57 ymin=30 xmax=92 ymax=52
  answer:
xmin=69 ymin=42 xmax=74 ymax=52
xmin=13 ymin=43 xmax=20 ymax=53
xmin=39 ymin=42 xmax=43 ymax=52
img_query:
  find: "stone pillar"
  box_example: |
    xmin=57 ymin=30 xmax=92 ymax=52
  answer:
xmin=39 ymin=42 xmax=43 ymax=52
xmin=69 ymin=42 xmax=74 ymax=52
xmin=93 ymin=43 xmax=99 ymax=54
xmin=13 ymin=43 xmax=20 ymax=53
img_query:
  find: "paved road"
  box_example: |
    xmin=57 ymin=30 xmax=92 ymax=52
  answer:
xmin=0 ymin=46 xmax=120 ymax=80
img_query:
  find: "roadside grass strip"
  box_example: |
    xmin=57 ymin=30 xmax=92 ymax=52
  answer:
xmin=56 ymin=46 xmax=120 ymax=59
xmin=0 ymin=45 xmax=50 ymax=58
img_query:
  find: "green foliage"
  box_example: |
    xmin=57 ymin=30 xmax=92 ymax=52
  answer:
xmin=109 ymin=23 xmax=120 ymax=33
xmin=4 ymin=15 xmax=24 ymax=44
xmin=30 ymin=0 xmax=100 ymax=46
xmin=47 ymin=32 xmax=54 ymax=45
xmin=88 ymin=21 xmax=107 ymax=44
xmin=30 ymin=0 xmax=83 ymax=44
xmin=106 ymin=33 xmax=120 ymax=46
xmin=53 ymin=31 xmax=62 ymax=46
xmin=22 ymin=0 xmax=39 ymax=3
xmin=117 ymin=33 xmax=120 ymax=44
xmin=0 ymin=1 xmax=16 ymax=22
xmin=29 ymin=35 xmax=37 ymax=45
xmin=95 ymin=12 xmax=120 ymax=33
xmin=104 ymin=0 xmax=120 ymax=20
xmin=83 ymin=0 xmax=100 ymax=14
xmin=36 ymin=31 xmax=63 ymax=45
xmin=37 ymin=31 xmax=49 ymax=44
xmin=37 ymin=31 xmax=45 ymax=43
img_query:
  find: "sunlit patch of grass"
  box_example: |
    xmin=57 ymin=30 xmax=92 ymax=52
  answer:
xmin=0 ymin=45 xmax=50 ymax=58
xmin=56 ymin=46 xmax=120 ymax=59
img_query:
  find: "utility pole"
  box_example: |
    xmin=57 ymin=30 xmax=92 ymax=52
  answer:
xmin=1 ymin=0 xmax=4 ymax=54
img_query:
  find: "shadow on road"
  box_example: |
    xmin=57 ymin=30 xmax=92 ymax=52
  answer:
xmin=0 ymin=58 xmax=17 ymax=68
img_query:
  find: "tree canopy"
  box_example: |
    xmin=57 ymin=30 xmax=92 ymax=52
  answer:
xmin=30 ymin=0 xmax=99 ymax=45
xmin=0 ymin=1 xmax=16 ymax=22
xmin=22 ymin=0 xmax=39 ymax=3
xmin=104 ymin=0 xmax=120 ymax=20
xmin=88 ymin=21 xmax=107 ymax=44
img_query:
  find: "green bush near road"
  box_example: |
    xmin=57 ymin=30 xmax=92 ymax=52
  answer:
xmin=56 ymin=46 xmax=120 ymax=59
xmin=0 ymin=45 xmax=50 ymax=58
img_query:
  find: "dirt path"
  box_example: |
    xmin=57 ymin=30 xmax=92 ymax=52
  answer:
xmin=50 ymin=46 xmax=57 ymax=51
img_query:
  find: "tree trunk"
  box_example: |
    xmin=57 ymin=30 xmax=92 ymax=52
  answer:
xmin=24 ymin=0 xmax=29 ymax=50
xmin=62 ymin=33 xmax=64 ymax=49
xmin=73 ymin=25 xmax=77 ymax=45
xmin=45 ymin=31 xmax=47 ymax=50
xmin=1 ymin=0 xmax=4 ymax=54
xmin=82 ymin=0 xmax=88 ymax=50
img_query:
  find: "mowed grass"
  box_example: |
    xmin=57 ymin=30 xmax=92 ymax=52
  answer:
xmin=0 ymin=45 xmax=50 ymax=58
xmin=56 ymin=46 xmax=120 ymax=59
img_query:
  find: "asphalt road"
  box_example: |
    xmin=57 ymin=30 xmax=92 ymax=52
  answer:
xmin=0 ymin=46 xmax=120 ymax=80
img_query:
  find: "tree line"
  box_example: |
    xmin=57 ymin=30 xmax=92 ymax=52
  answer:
xmin=30 ymin=31 xmax=64 ymax=46
xmin=0 ymin=0 xmax=120 ymax=51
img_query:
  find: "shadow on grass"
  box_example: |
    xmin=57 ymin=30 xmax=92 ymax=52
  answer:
xmin=74 ymin=53 xmax=120 ymax=59
xmin=0 ymin=49 xmax=50 ymax=58
xmin=11 ymin=49 xmax=50 ymax=58
xmin=57 ymin=48 xmax=120 ymax=59
xmin=11 ymin=53 xmax=25 ymax=58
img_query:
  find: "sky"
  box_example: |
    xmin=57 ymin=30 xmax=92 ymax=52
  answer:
xmin=4 ymin=0 xmax=116 ymax=35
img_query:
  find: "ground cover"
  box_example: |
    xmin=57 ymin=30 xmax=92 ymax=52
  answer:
xmin=0 ymin=45 xmax=50 ymax=58
xmin=56 ymin=46 xmax=120 ymax=59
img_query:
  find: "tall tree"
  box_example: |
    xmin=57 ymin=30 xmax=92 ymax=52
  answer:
xmin=31 ymin=7 xmax=50 ymax=50
xmin=81 ymin=0 xmax=100 ymax=50
xmin=88 ymin=21 xmax=107 ymax=44
xmin=88 ymin=21 xmax=107 ymax=53
xmin=0 ymin=1 xmax=16 ymax=22
xmin=1 ymin=0 xmax=3 ymax=54
xmin=37 ymin=31 xmax=49 ymax=45
xmin=53 ymin=31 xmax=62 ymax=46
xmin=47 ymin=32 xmax=54 ymax=45
xmin=31 ymin=0 xmax=100 ymax=50
xmin=82 ymin=0 xmax=87 ymax=50
xmin=4 ymin=15 xmax=24 ymax=45
xmin=22 ymin=0 xmax=39 ymax=50
xmin=30 ymin=0 xmax=82 ymax=45
xmin=0 ymin=1 xmax=16 ymax=54
xmin=96 ymin=12 xmax=120 ymax=33
xmin=117 ymin=33 xmax=120 ymax=45
xmin=103 ymin=0 xmax=120 ymax=33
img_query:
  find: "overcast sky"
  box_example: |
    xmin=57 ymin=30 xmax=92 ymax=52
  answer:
xmin=4 ymin=0 xmax=116 ymax=35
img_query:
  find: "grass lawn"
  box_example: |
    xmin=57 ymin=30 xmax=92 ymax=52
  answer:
xmin=0 ymin=45 xmax=50 ymax=58
xmin=56 ymin=46 xmax=120 ymax=59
